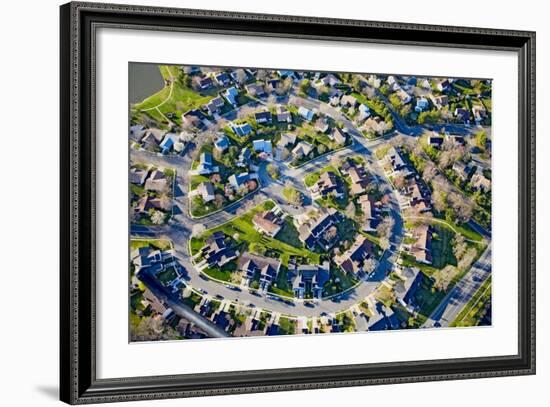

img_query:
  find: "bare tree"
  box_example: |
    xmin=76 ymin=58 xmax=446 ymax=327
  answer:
xmin=452 ymin=234 xmax=468 ymax=260
xmin=344 ymin=202 xmax=356 ymax=219
xmin=256 ymin=69 xmax=268 ymax=81
xmin=433 ymin=189 xmax=447 ymax=213
xmin=376 ymin=216 xmax=394 ymax=240
xmin=234 ymin=69 xmax=247 ymax=86
xmin=422 ymin=162 xmax=438 ymax=184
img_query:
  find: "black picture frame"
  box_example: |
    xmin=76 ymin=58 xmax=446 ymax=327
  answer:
xmin=60 ymin=2 xmax=536 ymax=404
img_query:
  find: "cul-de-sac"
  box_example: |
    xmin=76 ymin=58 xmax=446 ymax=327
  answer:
xmin=128 ymin=64 xmax=492 ymax=341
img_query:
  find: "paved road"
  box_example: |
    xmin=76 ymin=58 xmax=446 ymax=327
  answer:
xmin=422 ymin=244 xmax=492 ymax=328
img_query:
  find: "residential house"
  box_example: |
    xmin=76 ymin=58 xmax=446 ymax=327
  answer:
xmin=131 ymin=246 xmax=176 ymax=276
xmin=195 ymin=75 xmax=214 ymax=90
xmin=358 ymin=195 xmax=377 ymax=231
xmin=386 ymin=147 xmax=413 ymax=177
xmin=472 ymin=104 xmax=488 ymax=122
xmin=245 ymin=83 xmax=266 ymax=98
xmin=348 ymin=165 xmax=370 ymax=196
xmin=182 ymin=109 xmax=209 ymax=129
xmin=149 ymin=196 xmax=171 ymax=212
xmin=415 ymin=97 xmax=429 ymax=112
xmin=331 ymin=127 xmax=348 ymax=145
xmin=277 ymin=133 xmax=297 ymax=149
xmin=445 ymin=133 xmax=466 ymax=146
xmin=298 ymin=106 xmax=314 ymax=121
xmin=452 ymin=161 xmax=472 ymax=181
xmin=356 ymin=104 xmax=371 ymax=122
xmin=310 ymin=171 xmax=344 ymax=200
xmin=428 ymin=134 xmax=444 ymax=148
xmin=254 ymin=110 xmax=272 ymax=124
xmin=196 ymin=182 xmax=215 ymax=203
xmin=406 ymin=179 xmax=431 ymax=212
xmin=410 ymin=224 xmax=432 ymax=264
xmin=289 ymin=261 xmax=330 ymax=299
xmin=436 ymin=79 xmax=450 ymax=92
xmin=129 ymin=124 xmax=146 ymax=143
xmin=470 ymin=171 xmax=491 ymax=192
xmin=315 ymin=73 xmax=340 ymax=88
xmin=159 ymin=133 xmax=177 ymax=154
xmin=314 ymin=117 xmax=329 ymax=134
xmin=368 ymin=303 xmax=400 ymax=331
xmin=334 ymin=235 xmax=376 ymax=277
xmin=228 ymin=172 xmax=255 ymax=189
xmin=214 ymin=134 xmax=230 ymax=152
xmin=238 ymin=252 xmax=282 ymax=292
xmin=141 ymin=128 xmax=165 ymax=150
xmin=252 ymin=139 xmax=273 ymax=155
xmin=130 ymin=167 xmax=148 ymax=185
xmin=191 ymin=152 xmax=219 ymax=176
xmin=454 ymin=107 xmax=470 ymax=123
xmin=230 ymin=122 xmax=252 ymax=137
xmin=397 ymin=89 xmax=412 ymax=104
xmin=252 ymin=208 xmax=284 ymax=237
xmin=237 ymin=147 xmax=252 ymax=168
xmin=276 ymin=106 xmax=291 ymax=123
xmin=197 ymin=232 xmax=238 ymax=269
xmin=205 ymin=96 xmax=225 ymax=115
xmin=291 ymin=140 xmax=314 ymax=159
xmin=222 ymin=86 xmax=240 ymax=107
xmin=144 ymin=169 xmax=169 ymax=193
xmin=394 ymin=268 xmax=425 ymax=309
xmin=340 ymin=94 xmax=358 ymax=108
xmin=432 ymin=94 xmax=449 ymax=109
xmin=297 ymin=208 xmax=341 ymax=250
xmin=214 ymin=72 xmax=231 ymax=87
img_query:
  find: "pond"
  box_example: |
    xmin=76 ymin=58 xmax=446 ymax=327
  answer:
xmin=128 ymin=62 xmax=164 ymax=104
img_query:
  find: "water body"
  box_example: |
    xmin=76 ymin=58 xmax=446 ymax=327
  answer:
xmin=128 ymin=62 xmax=165 ymax=104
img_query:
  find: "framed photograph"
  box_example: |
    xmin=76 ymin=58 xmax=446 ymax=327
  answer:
xmin=60 ymin=1 xmax=536 ymax=404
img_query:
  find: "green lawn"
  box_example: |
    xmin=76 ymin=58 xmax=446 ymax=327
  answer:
xmin=133 ymin=66 xmax=213 ymax=125
xmin=323 ymin=267 xmax=359 ymax=297
xmin=430 ymin=225 xmax=457 ymax=269
xmin=130 ymin=238 xmax=172 ymax=251
xmin=304 ymin=172 xmax=321 ymax=187
xmin=269 ymin=268 xmax=294 ymax=298
xmin=190 ymin=200 xmax=320 ymax=268
xmin=276 ymin=218 xmax=303 ymax=248
xmin=374 ymin=144 xmax=391 ymax=160
xmin=278 ymin=316 xmax=296 ymax=335
xmin=409 ymin=278 xmax=447 ymax=326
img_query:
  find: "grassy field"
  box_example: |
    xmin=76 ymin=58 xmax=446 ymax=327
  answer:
xmin=276 ymin=218 xmax=303 ymax=248
xmin=323 ymin=267 xmax=359 ymax=297
xmin=190 ymin=200 xmax=320 ymax=268
xmin=430 ymin=225 xmax=458 ymax=269
xmin=303 ymin=164 xmax=341 ymax=188
xmin=410 ymin=278 xmax=447 ymax=326
xmin=269 ymin=268 xmax=294 ymax=297
xmin=130 ymin=238 xmax=172 ymax=251
xmin=132 ymin=65 xmax=213 ymax=125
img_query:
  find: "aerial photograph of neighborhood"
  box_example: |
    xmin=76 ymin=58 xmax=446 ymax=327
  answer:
xmin=128 ymin=63 xmax=492 ymax=342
